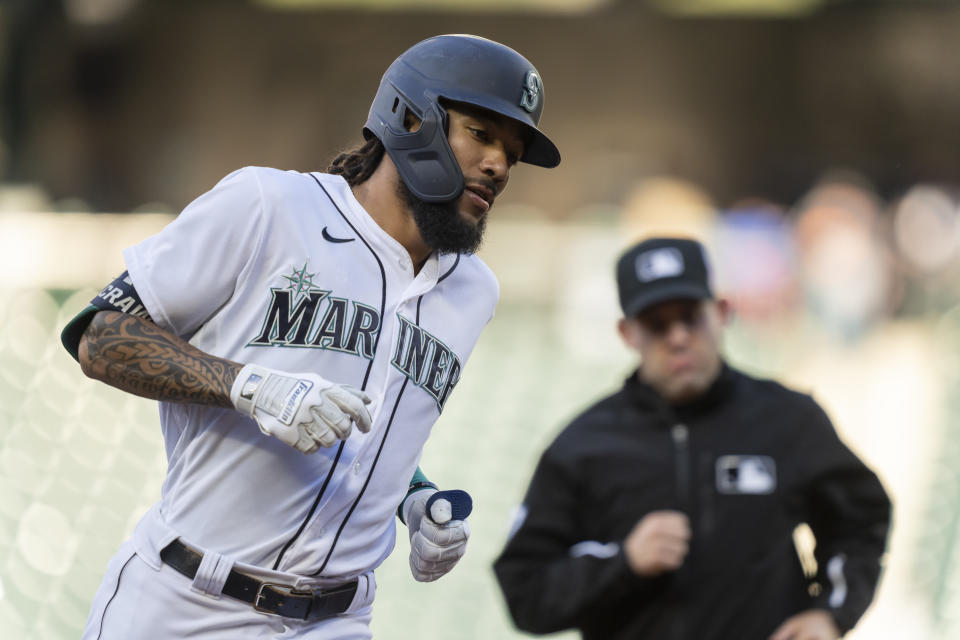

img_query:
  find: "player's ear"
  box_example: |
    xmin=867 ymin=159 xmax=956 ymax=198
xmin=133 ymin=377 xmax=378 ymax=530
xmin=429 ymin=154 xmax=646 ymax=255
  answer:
xmin=403 ymin=108 xmax=422 ymax=133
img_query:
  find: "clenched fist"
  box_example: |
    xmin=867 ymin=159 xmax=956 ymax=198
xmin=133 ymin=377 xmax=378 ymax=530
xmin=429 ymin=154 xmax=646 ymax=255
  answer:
xmin=623 ymin=510 xmax=691 ymax=577
xmin=231 ymin=363 xmax=372 ymax=454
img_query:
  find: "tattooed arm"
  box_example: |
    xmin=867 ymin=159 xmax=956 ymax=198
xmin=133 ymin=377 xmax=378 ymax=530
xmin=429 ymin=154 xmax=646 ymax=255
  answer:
xmin=77 ymin=310 xmax=374 ymax=452
xmin=78 ymin=310 xmax=240 ymax=408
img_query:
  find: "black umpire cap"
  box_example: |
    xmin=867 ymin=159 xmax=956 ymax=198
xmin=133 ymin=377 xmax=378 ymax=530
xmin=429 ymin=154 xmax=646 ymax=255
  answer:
xmin=616 ymin=237 xmax=714 ymax=317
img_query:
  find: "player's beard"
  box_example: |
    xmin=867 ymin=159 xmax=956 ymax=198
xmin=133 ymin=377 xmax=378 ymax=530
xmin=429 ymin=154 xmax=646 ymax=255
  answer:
xmin=398 ymin=180 xmax=486 ymax=255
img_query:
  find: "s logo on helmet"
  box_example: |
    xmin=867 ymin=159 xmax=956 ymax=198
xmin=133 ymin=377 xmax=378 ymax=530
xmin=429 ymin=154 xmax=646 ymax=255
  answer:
xmin=519 ymin=70 xmax=542 ymax=113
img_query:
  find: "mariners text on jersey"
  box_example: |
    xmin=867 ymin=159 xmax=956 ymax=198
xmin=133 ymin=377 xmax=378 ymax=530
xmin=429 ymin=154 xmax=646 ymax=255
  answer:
xmin=248 ymin=287 xmax=380 ymax=359
xmin=248 ymin=284 xmax=462 ymax=412
xmin=390 ymin=314 xmax=462 ymax=412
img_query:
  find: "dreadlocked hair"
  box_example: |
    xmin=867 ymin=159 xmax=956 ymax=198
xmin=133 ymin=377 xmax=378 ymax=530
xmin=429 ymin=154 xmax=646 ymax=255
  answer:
xmin=327 ymin=137 xmax=386 ymax=186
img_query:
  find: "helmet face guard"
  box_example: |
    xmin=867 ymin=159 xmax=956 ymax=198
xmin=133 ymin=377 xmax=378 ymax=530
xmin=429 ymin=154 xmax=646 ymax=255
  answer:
xmin=364 ymin=34 xmax=561 ymax=203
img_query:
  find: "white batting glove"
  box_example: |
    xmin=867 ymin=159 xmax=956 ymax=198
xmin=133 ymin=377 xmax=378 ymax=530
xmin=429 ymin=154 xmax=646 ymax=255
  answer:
xmin=403 ymin=489 xmax=470 ymax=582
xmin=230 ymin=363 xmax=372 ymax=454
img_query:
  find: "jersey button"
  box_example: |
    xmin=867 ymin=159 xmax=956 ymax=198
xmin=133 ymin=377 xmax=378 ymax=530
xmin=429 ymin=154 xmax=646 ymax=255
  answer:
xmin=354 ymin=462 xmax=362 ymax=475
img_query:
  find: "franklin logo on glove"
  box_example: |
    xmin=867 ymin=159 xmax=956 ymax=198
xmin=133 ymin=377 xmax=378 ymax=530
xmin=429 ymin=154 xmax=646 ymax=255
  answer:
xmin=281 ymin=380 xmax=313 ymax=425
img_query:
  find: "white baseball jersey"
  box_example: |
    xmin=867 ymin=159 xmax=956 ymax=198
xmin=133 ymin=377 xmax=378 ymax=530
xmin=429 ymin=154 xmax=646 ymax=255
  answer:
xmin=122 ymin=167 xmax=498 ymax=579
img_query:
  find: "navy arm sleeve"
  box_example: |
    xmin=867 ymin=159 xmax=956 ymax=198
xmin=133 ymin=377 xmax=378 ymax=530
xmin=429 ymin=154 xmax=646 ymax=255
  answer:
xmin=60 ymin=271 xmax=153 ymax=362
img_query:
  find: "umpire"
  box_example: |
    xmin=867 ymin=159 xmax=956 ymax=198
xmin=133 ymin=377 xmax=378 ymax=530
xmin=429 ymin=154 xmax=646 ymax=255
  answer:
xmin=493 ymin=237 xmax=891 ymax=640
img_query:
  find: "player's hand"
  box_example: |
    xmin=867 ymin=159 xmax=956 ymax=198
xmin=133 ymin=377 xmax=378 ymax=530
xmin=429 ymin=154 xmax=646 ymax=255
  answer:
xmin=769 ymin=609 xmax=841 ymax=640
xmin=403 ymin=489 xmax=472 ymax=582
xmin=230 ymin=363 xmax=372 ymax=454
xmin=623 ymin=510 xmax=690 ymax=577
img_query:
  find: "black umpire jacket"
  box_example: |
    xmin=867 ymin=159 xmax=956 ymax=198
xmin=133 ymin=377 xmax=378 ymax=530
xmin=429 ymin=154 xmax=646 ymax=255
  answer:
xmin=493 ymin=364 xmax=891 ymax=640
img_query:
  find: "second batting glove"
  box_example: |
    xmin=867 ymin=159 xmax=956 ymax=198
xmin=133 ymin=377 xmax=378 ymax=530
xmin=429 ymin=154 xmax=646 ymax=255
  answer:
xmin=230 ymin=363 xmax=372 ymax=454
xmin=403 ymin=489 xmax=472 ymax=582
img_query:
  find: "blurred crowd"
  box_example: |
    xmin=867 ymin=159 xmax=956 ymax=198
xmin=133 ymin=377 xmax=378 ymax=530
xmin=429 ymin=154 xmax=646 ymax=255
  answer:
xmin=616 ymin=171 xmax=960 ymax=338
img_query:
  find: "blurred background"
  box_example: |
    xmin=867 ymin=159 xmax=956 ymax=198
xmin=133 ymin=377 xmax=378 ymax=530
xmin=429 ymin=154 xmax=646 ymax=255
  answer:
xmin=2 ymin=0 xmax=959 ymax=638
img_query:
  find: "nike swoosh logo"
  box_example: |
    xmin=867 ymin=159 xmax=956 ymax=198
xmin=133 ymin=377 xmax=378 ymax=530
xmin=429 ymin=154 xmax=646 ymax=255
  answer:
xmin=322 ymin=227 xmax=355 ymax=243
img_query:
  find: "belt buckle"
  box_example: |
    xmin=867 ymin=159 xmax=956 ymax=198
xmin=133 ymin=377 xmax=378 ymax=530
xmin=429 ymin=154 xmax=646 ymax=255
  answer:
xmin=253 ymin=582 xmax=313 ymax=615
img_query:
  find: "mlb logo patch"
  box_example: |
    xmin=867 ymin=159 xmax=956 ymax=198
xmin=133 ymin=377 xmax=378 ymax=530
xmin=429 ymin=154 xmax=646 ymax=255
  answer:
xmin=636 ymin=248 xmax=685 ymax=282
xmin=716 ymin=455 xmax=777 ymax=494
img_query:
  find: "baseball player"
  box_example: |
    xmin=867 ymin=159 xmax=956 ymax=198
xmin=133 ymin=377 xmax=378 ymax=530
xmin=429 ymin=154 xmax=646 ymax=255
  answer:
xmin=60 ymin=34 xmax=560 ymax=639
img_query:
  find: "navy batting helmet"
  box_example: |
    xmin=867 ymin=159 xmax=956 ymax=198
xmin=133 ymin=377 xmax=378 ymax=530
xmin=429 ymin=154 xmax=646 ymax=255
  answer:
xmin=364 ymin=34 xmax=561 ymax=203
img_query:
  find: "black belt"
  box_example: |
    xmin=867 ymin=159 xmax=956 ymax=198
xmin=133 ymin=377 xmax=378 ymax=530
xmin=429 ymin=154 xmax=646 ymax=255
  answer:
xmin=159 ymin=539 xmax=358 ymax=621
